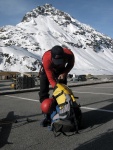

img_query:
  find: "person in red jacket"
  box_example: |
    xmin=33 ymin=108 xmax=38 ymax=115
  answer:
xmin=39 ymin=45 xmax=75 ymax=126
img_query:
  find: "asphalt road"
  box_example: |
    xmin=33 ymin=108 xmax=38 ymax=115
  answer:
xmin=0 ymin=82 xmax=113 ymax=150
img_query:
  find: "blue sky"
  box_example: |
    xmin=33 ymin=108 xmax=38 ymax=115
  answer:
xmin=0 ymin=0 xmax=113 ymax=38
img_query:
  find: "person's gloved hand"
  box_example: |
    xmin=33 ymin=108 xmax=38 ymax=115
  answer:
xmin=58 ymin=73 xmax=67 ymax=80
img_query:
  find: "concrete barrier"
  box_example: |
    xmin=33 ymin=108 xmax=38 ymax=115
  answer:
xmin=0 ymin=79 xmax=113 ymax=95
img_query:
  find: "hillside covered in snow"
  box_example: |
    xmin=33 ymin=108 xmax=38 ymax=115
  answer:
xmin=0 ymin=4 xmax=113 ymax=75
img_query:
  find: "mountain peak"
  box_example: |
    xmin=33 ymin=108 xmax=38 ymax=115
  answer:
xmin=21 ymin=4 xmax=55 ymax=22
xmin=21 ymin=4 xmax=72 ymax=24
xmin=0 ymin=4 xmax=113 ymax=74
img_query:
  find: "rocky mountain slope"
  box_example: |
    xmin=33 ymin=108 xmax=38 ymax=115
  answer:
xmin=0 ymin=4 xmax=113 ymax=74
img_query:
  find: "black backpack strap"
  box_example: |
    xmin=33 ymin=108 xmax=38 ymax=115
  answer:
xmin=52 ymin=122 xmax=78 ymax=137
xmin=54 ymin=90 xmax=63 ymax=99
xmin=71 ymin=104 xmax=79 ymax=133
xmin=52 ymin=124 xmax=63 ymax=137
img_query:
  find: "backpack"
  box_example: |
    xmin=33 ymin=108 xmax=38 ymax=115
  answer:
xmin=50 ymin=83 xmax=82 ymax=137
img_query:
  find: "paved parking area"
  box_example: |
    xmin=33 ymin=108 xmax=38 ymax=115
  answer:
xmin=0 ymin=82 xmax=113 ymax=150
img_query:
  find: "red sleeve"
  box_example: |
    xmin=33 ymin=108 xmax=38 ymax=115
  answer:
xmin=42 ymin=51 xmax=56 ymax=88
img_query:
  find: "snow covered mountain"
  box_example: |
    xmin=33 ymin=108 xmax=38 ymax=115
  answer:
xmin=0 ymin=4 xmax=113 ymax=75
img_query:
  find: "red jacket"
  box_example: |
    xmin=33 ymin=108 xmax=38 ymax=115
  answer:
xmin=42 ymin=48 xmax=75 ymax=88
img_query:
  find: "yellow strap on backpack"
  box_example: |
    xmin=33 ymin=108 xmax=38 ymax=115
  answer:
xmin=53 ymin=83 xmax=76 ymax=109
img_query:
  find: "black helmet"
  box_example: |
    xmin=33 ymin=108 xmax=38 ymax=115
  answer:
xmin=51 ymin=45 xmax=64 ymax=65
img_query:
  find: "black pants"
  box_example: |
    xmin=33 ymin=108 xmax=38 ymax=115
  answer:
xmin=39 ymin=70 xmax=67 ymax=103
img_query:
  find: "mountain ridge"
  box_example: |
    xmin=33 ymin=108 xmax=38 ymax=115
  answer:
xmin=0 ymin=4 xmax=113 ymax=75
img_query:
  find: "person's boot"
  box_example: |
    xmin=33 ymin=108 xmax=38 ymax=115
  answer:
xmin=40 ymin=114 xmax=51 ymax=127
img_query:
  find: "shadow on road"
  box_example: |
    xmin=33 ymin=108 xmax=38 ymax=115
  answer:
xmin=76 ymin=98 xmax=113 ymax=150
xmin=0 ymin=111 xmax=14 ymax=148
xmin=75 ymin=129 xmax=113 ymax=150
xmin=0 ymin=111 xmax=42 ymax=148
xmin=81 ymin=98 xmax=113 ymax=129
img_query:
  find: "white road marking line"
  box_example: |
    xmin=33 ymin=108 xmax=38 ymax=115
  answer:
xmin=5 ymin=95 xmax=113 ymax=113
xmin=73 ymin=91 xmax=113 ymax=96
xmin=80 ymin=86 xmax=113 ymax=89
xmin=5 ymin=95 xmax=39 ymax=102
xmin=81 ymin=106 xmax=113 ymax=113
